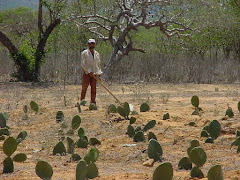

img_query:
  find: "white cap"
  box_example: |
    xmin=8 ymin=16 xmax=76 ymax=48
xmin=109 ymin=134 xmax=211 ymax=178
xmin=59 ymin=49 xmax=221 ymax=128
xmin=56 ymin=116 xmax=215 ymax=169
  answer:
xmin=88 ymin=39 xmax=96 ymax=44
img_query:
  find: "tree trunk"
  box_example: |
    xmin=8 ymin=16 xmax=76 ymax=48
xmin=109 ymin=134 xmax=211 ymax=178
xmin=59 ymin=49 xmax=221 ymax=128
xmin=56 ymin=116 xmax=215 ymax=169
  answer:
xmin=33 ymin=18 xmax=61 ymax=81
xmin=0 ymin=31 xmax=33 ymax=81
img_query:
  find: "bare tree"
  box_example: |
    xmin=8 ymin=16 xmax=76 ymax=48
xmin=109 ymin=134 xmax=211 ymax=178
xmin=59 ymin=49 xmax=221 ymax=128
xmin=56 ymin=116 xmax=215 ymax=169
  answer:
xmin=0 ymin=0 xmax=67 ymax=81
xmin=69 ymin=0 xmax=192 ymax=79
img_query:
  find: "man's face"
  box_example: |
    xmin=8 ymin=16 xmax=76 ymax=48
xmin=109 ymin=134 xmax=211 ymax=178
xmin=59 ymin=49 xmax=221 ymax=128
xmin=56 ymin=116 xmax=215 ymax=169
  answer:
xmin=88 ymin=42 xmax=95 ymax=49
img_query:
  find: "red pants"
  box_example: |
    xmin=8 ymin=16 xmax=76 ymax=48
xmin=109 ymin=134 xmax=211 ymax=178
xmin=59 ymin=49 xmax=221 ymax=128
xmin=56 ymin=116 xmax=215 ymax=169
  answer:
xmin=81 ymin=72 xmax=97 ymax=103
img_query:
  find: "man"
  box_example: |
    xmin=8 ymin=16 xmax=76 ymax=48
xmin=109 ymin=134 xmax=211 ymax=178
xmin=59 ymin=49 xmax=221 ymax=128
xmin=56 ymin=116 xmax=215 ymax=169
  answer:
xmin=80 ymin=39 xmax=103 ymax=105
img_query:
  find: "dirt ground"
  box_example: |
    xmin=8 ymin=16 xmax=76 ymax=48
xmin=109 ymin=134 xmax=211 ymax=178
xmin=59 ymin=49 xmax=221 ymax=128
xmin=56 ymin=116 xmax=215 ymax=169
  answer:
xmin=0 ymin=82 xmax=240 ymax=180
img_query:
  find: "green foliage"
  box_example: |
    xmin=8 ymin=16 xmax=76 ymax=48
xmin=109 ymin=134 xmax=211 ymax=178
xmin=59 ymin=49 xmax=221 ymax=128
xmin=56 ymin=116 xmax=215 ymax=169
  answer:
xmin=140 ymin=102 xmax=150 ymax=112
xmin=36 ymin=160 xmax=53 ymax=180
xmin=56 ymin=111 xmax=64 ymax=123
xmin=72 ymin=115 xmax=81 ymax=130
xmin=3 ymin=137 xmax=18 ymax=157
xmin=148 ymin=139 xmax=163 ymax=161
xmin=153 ymin=162 xmax=173 ymax=180
xmin=189 ymin=147 xmax=207 ymax=167
xmin=207 ymin=165 xmax=223 ymax=180
xmin=30 ymin=101 xmax=39 ymax=113
xmin=108 ymin=104 xmax=117 ymax=113
xmin=133 ymin=131 xmax=145 ymax=142
xmin=190 ymin=166 xmax=204 ymax=178
xmin=178 ymin=157 xmax=192 ymax=170
xmin=53 ymin=141 xmax=66 ymax=156
xmin=143 ymin=120 xmax=156 ymax=132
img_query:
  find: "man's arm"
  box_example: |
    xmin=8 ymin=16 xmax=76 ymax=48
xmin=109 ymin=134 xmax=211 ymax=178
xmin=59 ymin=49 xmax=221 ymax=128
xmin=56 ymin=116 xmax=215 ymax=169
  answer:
xmin=81 ymin=51 xmax=88 ymax=74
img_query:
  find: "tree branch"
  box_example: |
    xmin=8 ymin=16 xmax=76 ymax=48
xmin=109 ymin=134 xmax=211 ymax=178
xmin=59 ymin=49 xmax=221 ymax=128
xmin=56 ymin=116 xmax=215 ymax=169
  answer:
xmin=0 ymin=31 xmax=19 ymax=55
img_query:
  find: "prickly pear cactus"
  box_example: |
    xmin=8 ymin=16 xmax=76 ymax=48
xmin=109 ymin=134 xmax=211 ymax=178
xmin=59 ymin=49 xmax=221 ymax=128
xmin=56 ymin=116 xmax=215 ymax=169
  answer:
xmin=163 ymin=113 xmax=170 ymax=120
xmin=56 ymin=111 xmax=64 ymax=123
xmin=89 ymin=138 xmax=101 ymax=146
xmin=127 ymin=125 xmax=135 ymax=138
xmin=190 ymin=166 xmax=204 ymax=178
xmin=78 ymin=128 xmax=85 ymax=138
xmin=71 ymin=154 xmax=81 ymax=162
xmin=89 ymin=103 xmax=98 ymax=110
xmin=118 ymin=102 xmax=130 ymax=119
xmin=23 ymin=105 xmax=28 ymax=113
xmin=0 ymin=128 xmax=10 ymax=136
xmin=72 ymin=115 xmax=81 ymax=130
xmin=143 ymin=120 xmax=156 ymax=132
xmin=207 ymin=165 xmax=223 ymax=180
xmin=86 ymin=162 xmax=99 ymax=179
xmin=16 ymin=131 xmax=27 ymax=144
xmin=13 ymin=153 xmax=27 ymax=162
xmin=76 ymin=102 xmax=81 ymax=113
xmin=140 ymin=102 xmax=150 ymax=112
xmin=189 ymin=122 xmax=196 ymax=126
xmin=153 ymin=162 xmax=173 ymax=180
xmin=191 ymin=96 xmax=199 ymax=108
xmin=178 ymin=157 xmax=192 ymax=170
xmin=76 ymin=138 xmax=88 ymax=148
xmin=148 ymin=139 xmax=163 ymax=161
xmin=30 ymin=101 xmax=39 ymax=113
xmin=3 ymin=137 xmax=18 ymax=157
xmin=189 ymin=147 xmax=207 ymax=167
xmin=67 ymin=137 xmax=75 ymax=154
xmin=225 ymin=107 xmax=234 ymax=118
xmin=133 ymin=131 xmax=145 ymax=142
xmin=3 ymin=157 xmax=14 ymax=173
xmin=148 ymin=131 xmax=157 ymax=141
xmin=76 ymin=160 xmax=87 ymax=180
xmin=236 ymin=130 xmax=240 ymax=137
xmin=209 ymin=120 xmax=221 ymax=140
xmin=0 ymin=113 xmax=7 ymax=128
xmin=201 ymin=130 xmax=209 ymax=137
xmin=84 ymin=147 xmax=99 ymax=165
xmin=36 ymin=160 xmax=53 ymax=180
xmin=108 ymin=104 xmax=117 ymax=113
xmin=187 ymin=140 xmax=200 ymax=157
xmin=238 ymin=101 xmax=240 ymax=112
xmin=53 ymin=141 xmax=66 ymax=156
xmin=129 ymin=117 xmax=136 ymax=124
xmin=135 ymin=126 xmax=142 ymax=132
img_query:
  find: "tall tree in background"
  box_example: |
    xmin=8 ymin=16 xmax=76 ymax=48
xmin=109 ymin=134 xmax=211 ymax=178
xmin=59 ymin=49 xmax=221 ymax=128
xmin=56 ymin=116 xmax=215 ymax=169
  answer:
xmin=70 ymin=0 xmax=193 ymax=79
xmin=0 ymin=0 xmax=67 ymax=81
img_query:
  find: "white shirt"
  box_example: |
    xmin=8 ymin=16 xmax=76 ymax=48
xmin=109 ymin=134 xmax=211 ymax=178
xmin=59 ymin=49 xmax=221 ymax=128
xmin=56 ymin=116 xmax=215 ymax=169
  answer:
xmin=81 ymin=49 xmax=103 ymax=75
